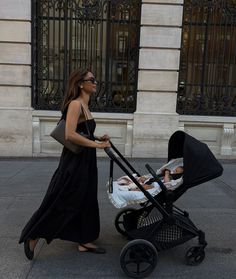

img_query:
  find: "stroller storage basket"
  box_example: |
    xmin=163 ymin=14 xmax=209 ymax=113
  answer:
xmin=123 ymin=206 xmax=198 ymax=251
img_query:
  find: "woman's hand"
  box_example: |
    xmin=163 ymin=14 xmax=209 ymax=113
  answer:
xmin=97 ymin=140 xmax=111 ymax=149
xmin=98 ymin=134 xmax=110 ymax=141
xmin=164 ymin=169 xmax=171 ymax=183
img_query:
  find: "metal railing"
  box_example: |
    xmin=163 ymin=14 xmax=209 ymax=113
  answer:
xmin=32 ymin=0 xmax=141 ymax=112
xmin=177 ymin=0 xmax=236 ymax=116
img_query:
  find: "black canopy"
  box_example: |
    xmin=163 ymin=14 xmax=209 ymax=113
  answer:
xmin=167 ymin=131 xmax=223 ymax=188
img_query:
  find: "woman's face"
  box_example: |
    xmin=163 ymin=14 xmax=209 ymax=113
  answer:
xmin=81 ymin=72 xmax=97 ymax=94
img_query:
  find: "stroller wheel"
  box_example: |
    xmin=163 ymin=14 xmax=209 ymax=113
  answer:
xmin=115 ymin=207 xmax=136 ymax=236
xmin=185 ymin=246 xmax=205 ymax=266
xmin=120 ymin=239 xmax=158 ymax=278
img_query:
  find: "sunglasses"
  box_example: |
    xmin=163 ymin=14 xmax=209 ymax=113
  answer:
xmin=83 ymin=78 xmax=97 ymax=84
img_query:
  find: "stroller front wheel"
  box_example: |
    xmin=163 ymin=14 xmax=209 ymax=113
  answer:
xmin=185 ymin=246 xmax=205 ymax=266
xmin=120 ymin=239 xmax=158 ymax=278
xmin=115 ymin=207 xmax=136 ymax=237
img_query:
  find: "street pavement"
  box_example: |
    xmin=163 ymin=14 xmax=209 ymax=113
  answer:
xmin=0 ymin=155 xmax=235 ymax=279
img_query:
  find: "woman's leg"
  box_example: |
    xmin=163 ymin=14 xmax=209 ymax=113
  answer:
xmin=29 ymin=238 xmax=39 ymax=251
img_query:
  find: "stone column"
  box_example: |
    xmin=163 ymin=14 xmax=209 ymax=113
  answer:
xmin=132 ymin=0 xmax=183 ymax=157
xmin=0 ymin=0 xmax=32 ymax=156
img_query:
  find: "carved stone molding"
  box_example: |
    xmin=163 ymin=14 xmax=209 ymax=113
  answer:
xmin=221 ymin=124 xmax=234 ymax=156
xmin=125 ymin=119 xmax=133 ymax=157
xmin=32 ymin=116 xmax=41 ymax=155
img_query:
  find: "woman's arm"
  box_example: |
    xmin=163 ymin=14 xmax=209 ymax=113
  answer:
xmin=163 ymin=169 xmax=171 ymax=183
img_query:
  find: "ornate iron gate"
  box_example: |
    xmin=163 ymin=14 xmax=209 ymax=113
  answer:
xmin=177 ymin=0 xmax=236 ymax=116
xmin=32 ymin=0 xmax=141 ymax=112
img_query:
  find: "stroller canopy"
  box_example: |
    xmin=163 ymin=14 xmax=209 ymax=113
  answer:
xmin=168 ymin=131 xmax=223 ymax=188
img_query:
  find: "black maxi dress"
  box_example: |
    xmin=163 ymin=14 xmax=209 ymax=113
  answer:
xmin=19 ymin=117 xmax=100 ymax=245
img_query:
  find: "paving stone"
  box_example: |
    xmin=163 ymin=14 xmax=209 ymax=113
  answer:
xmin=0 ymin=158 xmax=235 ymax=279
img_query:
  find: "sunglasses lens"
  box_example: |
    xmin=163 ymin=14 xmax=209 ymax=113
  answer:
xmin=83 ymin=78 xmax=97 ymax=84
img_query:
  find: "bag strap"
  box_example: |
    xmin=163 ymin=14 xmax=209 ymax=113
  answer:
xmin=61 ymin=103 xmax=91 ymax=138
xmin=80 ymin=104 xmax=91 ymax=137
xmin=80 ymin=104 xmax=89 ymax=120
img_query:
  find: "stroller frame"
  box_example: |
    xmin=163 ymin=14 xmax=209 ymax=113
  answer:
xmin=104 ymin=131 xmax=223 ymax=278
xmin=105 ymin=140 xmax=207 ymax=243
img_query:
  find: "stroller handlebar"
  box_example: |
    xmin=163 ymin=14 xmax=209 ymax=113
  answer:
xmin=104 ymin=141 xmax=141 ymax=176
xmin=145 ymin=163 xmax=168 ymax=193
xmin=104 ymin=146 xmax=115 ymax=160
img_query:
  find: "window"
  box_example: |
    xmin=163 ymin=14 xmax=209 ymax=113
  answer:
xmin=177 ymin=0 xmax=236 ymax=116
xmin=32 ymin=0 xmax=141 ymax=112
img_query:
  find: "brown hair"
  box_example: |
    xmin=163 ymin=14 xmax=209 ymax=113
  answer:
xmin=61 ymin=68 xmax=91 ymax=112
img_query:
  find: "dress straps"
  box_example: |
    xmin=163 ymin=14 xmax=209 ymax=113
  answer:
xmin=80 ymin=104 xmax=89 ymax=121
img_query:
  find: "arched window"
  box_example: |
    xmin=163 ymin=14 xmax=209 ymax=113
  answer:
xmin=32 ymin=0 xmax=141 ymax=112
xmin=177 ymin=0 xmax=236 ymax=116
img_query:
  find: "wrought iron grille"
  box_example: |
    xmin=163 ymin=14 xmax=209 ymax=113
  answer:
xmin=177 ymin=0 xmax=236 ymax=116
xmin=32 ymin=0 xmax=141 ymax=112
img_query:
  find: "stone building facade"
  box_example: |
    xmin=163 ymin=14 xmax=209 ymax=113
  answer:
xmin=0 ymin=0 xmax=235 ymax=158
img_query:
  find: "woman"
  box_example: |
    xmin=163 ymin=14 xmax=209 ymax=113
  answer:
xmin=19 ymin=68 xmax=110 ymax=259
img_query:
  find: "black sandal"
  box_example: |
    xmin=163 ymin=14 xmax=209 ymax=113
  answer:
xmin=79 ymin=243 xmax=106 ymax=254
xmin=24 ymin=239 xmax=34 ymax=260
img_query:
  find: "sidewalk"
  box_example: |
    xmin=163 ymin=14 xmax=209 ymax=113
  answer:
xmin=0 ymin=157 xmax=235 ymax=279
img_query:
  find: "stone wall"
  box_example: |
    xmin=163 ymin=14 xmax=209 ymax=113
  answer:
xmin=0 ymin=0 xmax=32 ymax=156
xmin=32 ymin=111 xmax=133 ymax=157
xmin=179 ymin=115 xmax=236 ymax=159
xmin=0 ymin=0 xmax=235 ymax=158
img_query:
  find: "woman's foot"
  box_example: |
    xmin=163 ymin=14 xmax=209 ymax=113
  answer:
xmin=78 ymin=243 xmax=106 ymax=254
xmin=24 ymin=239 xmax=39 ymax=260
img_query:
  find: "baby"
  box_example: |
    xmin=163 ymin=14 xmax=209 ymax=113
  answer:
xmin=117 ymin=166 xmax=184 ymax=191
xmin=117 ymin=175 xmax=149 ymax=185
xmin=117 ymin=174 xmax=153 ymax=191
xmin=163 ymin=166 xmax=184 ymax=183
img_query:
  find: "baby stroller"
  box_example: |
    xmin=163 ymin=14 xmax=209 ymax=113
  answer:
xmin=104 ymin=131 xmax=223 ymax=278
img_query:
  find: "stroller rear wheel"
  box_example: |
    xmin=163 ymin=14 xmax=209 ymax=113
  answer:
xmin=185 ymin=246 xmax=205 ymax=266
xmin=120 ymin=239 xmax=158 ymax=278
xmin=115 ymin=207 xmax=136 ymax=236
